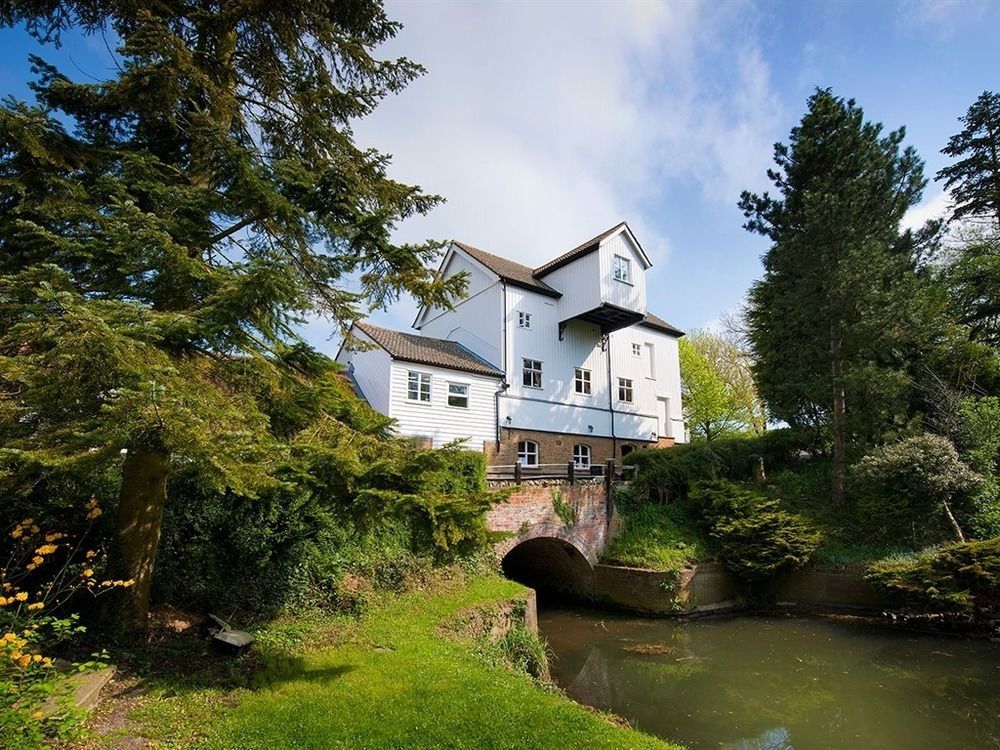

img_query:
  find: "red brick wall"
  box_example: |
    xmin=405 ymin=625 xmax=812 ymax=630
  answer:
xmin=483 ymin=428 xmax=654 ymax=467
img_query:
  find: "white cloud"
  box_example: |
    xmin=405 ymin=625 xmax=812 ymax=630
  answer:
xmin=902 ymin=188 xmax=951 ymax=231
xmin=898 ymin=0 xmax=989 ymax=37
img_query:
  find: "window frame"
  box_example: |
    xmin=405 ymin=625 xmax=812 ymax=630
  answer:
xmin=447 ymin=381 xmax=470 ymax=409
xmin=522 ymin=358 xmax=543 ymax=389
xmin=518 ymin=311 xmax=532 ymax=329
xmin=613 ymin=254 xmax=632 ymax=284
xmin=631 ymin=342 xmax=641 ymax=357
xmin=617 ymin=376 xmax=634 ymax=404
xmin=517 ymin=440 xmax=539 ymax=467
xmin=574 ymin=367 xmax=592 ymax=396
xmin=406 ymin=370 xmax=432 ymax=403
xmin=572 ymin=444 xmax=591 ymax=468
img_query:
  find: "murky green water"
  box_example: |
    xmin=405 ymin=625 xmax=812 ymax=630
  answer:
xmin=539 ymin=606 xmax=1000 ymax=750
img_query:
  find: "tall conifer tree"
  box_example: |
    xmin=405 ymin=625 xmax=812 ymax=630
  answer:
xmin=739 ymin=89 xmax=928 ymax=504
xmin=0 ymin=1 xmax=465 ymax=630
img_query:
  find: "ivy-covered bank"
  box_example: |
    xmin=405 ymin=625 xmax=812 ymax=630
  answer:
xmin=82 ymin=575 xmax=680 ymax=750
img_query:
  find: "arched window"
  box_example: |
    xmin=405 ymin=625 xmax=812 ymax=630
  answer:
xmin=620 ymin=444 xmax=635 ymax=457
xmin=517 ymin=440 xmax=539 ymax=466
xmin=572 ymin=444 xmax=591 ymax=468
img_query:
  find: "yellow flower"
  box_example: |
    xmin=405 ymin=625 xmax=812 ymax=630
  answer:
xmin=10 ymin=527 xmax=23 ymax=539
xmin=86 ymin=550 xmax=97 ymax=559
xmin=1 ymin=632 xmax=15 ymax=642
xmin=21 ymin=518 xmax=34 ymax=526
xmin=14 ymin=592 xmax=28 ymax=602
xmin=42 ymin=657 xmax=52 ymax=667
xmin=32 ymin=556 xmax=44 ymax=566
xmin=31 ymin=710 xmax=44 ymax=720
xmin=25 ymin=564 xmax=36 ymax=572
xmin=86 ymin=507 xmax=103 ymax=520
xmin=44 ymin=533 xmax=64 ymax=542
xmin=35 ymin=545 xmax=57 ymax=555
xmin=32 ymin=654 xmax=43 ymax=663
xmin=27 ymin=602 xmax=44 ymax=611
xmin=17 ymin=654 xmax=31 ymax=667
xmin=82 ymin=569 xmax=94 ymax=578
xmin=0 ymin=597 xmax=7 ymax=606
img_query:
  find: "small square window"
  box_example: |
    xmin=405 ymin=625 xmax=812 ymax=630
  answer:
xmin=618 ymin=377 xmax=633 ymax=403
xmin=613 ymin=255 xmax=631 ymax=284
xmin=407 ymin=371 xmax=431 ymax=402
xmin=522 ymin=358 xmax=542 ymax=389
xmin=518 ymin=311 xmax=532 ymax=329
xmin=574 ymin=368 xmax=591 ymax=395
xmin=632 ymin=343 xmax=641 ymax=356
xmin=447 ymin=382 xmax=469 ymax=408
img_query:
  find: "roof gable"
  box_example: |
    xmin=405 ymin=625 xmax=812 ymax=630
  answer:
xmin=533 ymin=221 xmax=651 ymax=278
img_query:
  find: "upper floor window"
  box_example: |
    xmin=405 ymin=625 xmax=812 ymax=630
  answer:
xmin=631 ymin=342 xmax=641 ymax=357
xmin=613 ymin=255 xmax=631 ymax=284
xmin=522 ymin=358 xmax=542 ymax=389
xmin=447 ymin=382 xmax=469 ymax=408
xmin=573 ymin=444 xmax=591 ymax=468
xmin=407 ymin=371 xmax=431 ymax=402
xmin=518 ymin=440 xmax=539 ymax=466
xmin=574 ymin=368 xmax=591 ymax=395
xmin=618 ymin=377 xmax=633 ymax=403
xmin=518 ymin=311 xmax=532 ymax=329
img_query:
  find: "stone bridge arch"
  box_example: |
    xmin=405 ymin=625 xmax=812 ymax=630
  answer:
xmin=486 ymin=481 xmax=617 ymax=597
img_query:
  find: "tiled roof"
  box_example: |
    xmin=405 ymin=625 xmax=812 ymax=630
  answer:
xmin=354 ymin=321 xmax=504 ymax=378
xmin=532 ymin=221 xmax=628 ymax=278
xmin=452 ymin=241 xmax=561 ymax=298
xmin=638 ymin=312 xmax=685 ymax=337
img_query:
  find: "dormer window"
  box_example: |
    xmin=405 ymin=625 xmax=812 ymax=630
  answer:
xmin=613 ymin=255 xmax=631 ymax=284
xmin=518 ymin=311 xmax=532 ymax=329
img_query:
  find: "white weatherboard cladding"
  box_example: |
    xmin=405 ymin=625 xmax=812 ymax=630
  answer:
xmin=419 ymin=280 xmax=503 ymax=367
xmin=538 ymin=249 xmax=600 ymax=323
xmin=335 ymin=328 xmax=392 ymax=415
xmin=609 ymin=326 xmax=685 ymax=441
xmin=599 ymin=232 xmax=647 ymax=314
xmin=388 ymin=361 xmax=498 ymax=449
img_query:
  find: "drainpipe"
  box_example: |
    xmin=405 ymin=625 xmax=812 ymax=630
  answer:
xmin=497 ymin=280 xmax=509 ymax=450
xmin=605 ymin=329 xmax=616 ymax=459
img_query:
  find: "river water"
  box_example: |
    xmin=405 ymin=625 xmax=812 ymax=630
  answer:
xmin=539 ymin=606 xmax=1000 ymax=750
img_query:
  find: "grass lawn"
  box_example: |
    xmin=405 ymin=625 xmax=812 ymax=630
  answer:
xmin=90 ymin=575 xmax=680 ymax=750
xmin=601 ymin=501 xmax=711 ymax=572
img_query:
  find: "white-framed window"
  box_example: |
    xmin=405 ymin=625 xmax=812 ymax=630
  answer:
xmin=517 ymin=440 xmax=539 ymax=466
xmin=631 ymin=342 xmax=641 ymax=357
xmin=573 ymin=444 xmax=591 ymax=468
xmin=447 ymin=382 xmax=469 ymax=408
xmin=407 ymin=371 xmax=431 ymax=402
xmin=618 ymin=377 xmax=633 ymax=403
xmin=522 ymin=358 xmax=542 ymax=389
xmin=518 ymin=311 xmax=532 ymax=329
xmin=645 ymin=342 xmax=656 ymax=378
xmin=574 ymin=367 xmax=591 ymax=395
xmin=613 ymin=255 xmax=631 ymax=284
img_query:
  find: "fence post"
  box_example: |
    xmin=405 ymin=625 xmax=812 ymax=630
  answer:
xmin=514 ymin=461 xmax=522 ymax=485
xmin=567 ymin=460 xmax=575 ymax=485
xmin=605 ymin=458 xmax=616 ymax=519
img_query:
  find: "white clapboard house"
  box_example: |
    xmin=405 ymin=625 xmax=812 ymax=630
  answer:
xmin=335 ymin=222 xmax=686 ymax=468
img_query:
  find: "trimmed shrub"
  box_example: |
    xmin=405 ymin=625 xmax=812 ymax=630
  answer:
xmin=688 ymin=480 xmax=821 ymax=582
xmin=626 ymin=444 xmax=724 ymax=502
xmin=866 ymin=538 xmax=1000 ymax=620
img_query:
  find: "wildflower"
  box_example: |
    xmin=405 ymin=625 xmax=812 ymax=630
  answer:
xmin=42 ymin=657 xmax=52 ymax=667
xmin=17 ymin=654 xmax=31 ymax=667
xmin=32 ymin=654 xmax=42 ymax=663
xmin=44 ymin=532 xmax=64 ymax=543
xmin=31 ymin=710 xmax=44 ymax=720
xmin=87 ymin=507 xmax=103 ymax=520
xmin=10 ymin=526 xmax=23 ymax=539
xmin=82 ymin=569 xmax=94 ymax=578
xmin=26 ymin=564 xmax=37 ymax=571
xmin=15 ymin=592 xmax=28 ymax=602
xmin=32 ymin=556 xmax=44 ymax=566
xmin=0 ymin=597 xmax=7 ymax=606
xmin=1 ymin=632 xmax=15 ymax=642
xmin=35 ymin=545 xmax=57 ymax=555
xmin=86 ymin=550 xmax=97 ymax=559
xmin=28 ymin=602 xmax=44 ymax=611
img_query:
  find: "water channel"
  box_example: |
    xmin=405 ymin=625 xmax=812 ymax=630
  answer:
xmin=539 ymin=605 xmax=1000 ymax=750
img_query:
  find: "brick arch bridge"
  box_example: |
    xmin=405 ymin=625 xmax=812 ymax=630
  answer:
xmin=486 ymin=479 xmax=620 ymax=596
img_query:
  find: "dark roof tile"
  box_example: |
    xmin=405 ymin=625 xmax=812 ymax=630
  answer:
xmin=452 ymin=241 xmax=561 ymax=297
xmin=638 ymin=312 xmax=685 ymax=337
xmin=355 ymin=322 xmax=504 ymax=377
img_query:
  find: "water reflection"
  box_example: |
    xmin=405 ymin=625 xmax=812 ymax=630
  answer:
xmin=539 ymin=606 xmax=1000 ymax=750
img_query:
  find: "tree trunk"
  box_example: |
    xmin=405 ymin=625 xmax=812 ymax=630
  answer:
xmin=830 ymin=318 xmax=847 ymax=505
xmin=941 ymin=498 xmax=966 ymax=543
xmin=117 ymin=448 xmax=169 ymax=634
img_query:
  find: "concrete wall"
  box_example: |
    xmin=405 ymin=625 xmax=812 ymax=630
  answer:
xmin=766 ymin=564 xmax=886 ymax=610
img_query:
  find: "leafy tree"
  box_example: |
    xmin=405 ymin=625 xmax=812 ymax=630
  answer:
xmin=854 ymin=434 xmax=980 ymax=544
xmin=937 ymin=90 xmax=1000 ymax=228
xmin=679 ymin=331 xmax=766 ymax=441
xmin=0 ymin=1 xmax=465 ymax=632
xmin=739 ymin=88 xmax=936 ymax=504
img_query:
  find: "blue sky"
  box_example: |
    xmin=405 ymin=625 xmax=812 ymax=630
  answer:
xmin=2 ymin=0 xmax=998 ymax=355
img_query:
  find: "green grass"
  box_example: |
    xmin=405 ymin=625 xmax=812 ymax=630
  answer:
xmin=102 ymin=575 xmax=680 ymax=750
xmin=601 ymin=502 xmax=710 ymax=572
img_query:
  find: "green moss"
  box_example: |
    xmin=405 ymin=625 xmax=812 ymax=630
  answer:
xmin=602 ymin=501 xmax=710 ymax=572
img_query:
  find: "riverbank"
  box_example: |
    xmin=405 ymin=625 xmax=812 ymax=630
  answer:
xmin=77 ymin=574 xmax=680 ymax=749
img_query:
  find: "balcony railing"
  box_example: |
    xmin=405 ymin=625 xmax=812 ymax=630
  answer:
xmin=486 ymin=459 xmax=637 ymax=485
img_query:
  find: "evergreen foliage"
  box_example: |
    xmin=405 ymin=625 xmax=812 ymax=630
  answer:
xmin=866 ymin=538 xmax=1000 ymax=620
xmin=0 ymin=1 xmax=467 ymax=630
xmin=687 ymin=480 xmax=821 ymax=582
xmin=937 ymin=91 xmax=1000 ymax=228
xmin=739 ymin=88 xmax=943 ymax=504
